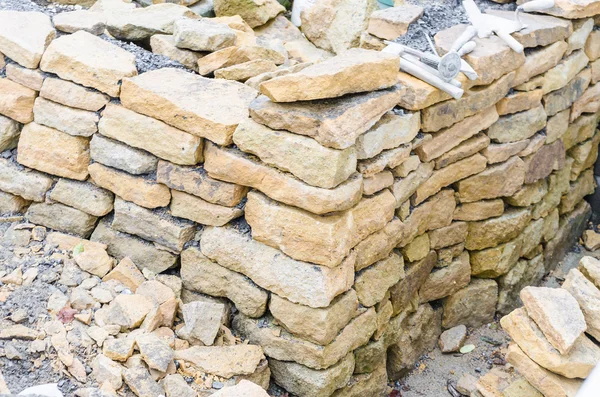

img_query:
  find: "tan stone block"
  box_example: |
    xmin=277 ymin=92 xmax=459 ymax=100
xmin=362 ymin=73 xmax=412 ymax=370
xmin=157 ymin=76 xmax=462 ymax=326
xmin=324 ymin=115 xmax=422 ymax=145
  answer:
xmin=442 ymin=278 xmax=498 ymax=329
xmin=90 ymin=134 xmax=158 ymax=176
xmin=358 ymin=145 xmax=411 ymax=178
xmin=396 ymin=72 xmax=467 ymax=111
xmin=429 ymin=222 xmax=468 ymax=250
xmin=363 ymin=171 xmax=393 ymax=196
xmin=170 ymin=190 xmax=243 ymax=227
xmin=496 ymin=89 xmax=543 ymax=116
xmin=0 ymin=11 xmax=55 ymax=69
xmin=120 ymin=68 xmax=258 ymax=146
xmin=520 ymin=218 xmax=545 ymax=257
xmin=197 ymin=44 xmax=284 ymax=76
xmin=416 ymin=106 xmax=498 ymax=162
xmin=435 ymin=25 xmax=525 ymax=86
xmin=488 ymin=105 xmax=547 ymax=143
xmin=391 ymin=162 xmax=434 ymax=207
xmin=88 ymin=163 xmax=171 ymax=209
xmin=17 ymin=122 xmax=89 ymax=180
xmin=421 ymin=71 xmax=514 ymax=132
xmin=569 ymin=133 xmax=600 ymax=180
xmin=487 ymin=10 xmax=572 ymax=48
xmin=481 ymin=140 xmax=530 ymax=164
xmin=560 ymin=169 xmax=595 ymax=214
xmin=49 ymin=178 xmax=113 ymax=217
xmin=245 ymin=190 xmax=395 ymax=267
xmin=515 ymin=74 xmax=546 ymax=92
xmin=497 ymin=254 xmax=545 ymax=314
xmin=506 ymin=179 xmax=548 ymax=207
xmin=5 ymin=64 xmax=44 ymax=91
xmin=52 ymin=9 xmax=106 ymax=35
xmin=518 ymin=133 xmax=546 ymax=157
xmin=246 ymin=62 xmax=314 ymax=91
xmin=523 ymin=140 xmax=566 ymax=184
xmin=566 ymin=18 xmax=594 ymax=55
xmin=103 ymin=257 xmax=146 ymax=292
xmin=540 ymin=49 xmax=589 ymax=94
xmin=26 ymin=202 xmax=97 ymax=237
xmin=413 ymin=154 xmax=487 ymax=205
xmin=514 ymin=41 xmax=568 ymax=88
xmin=201 ymin=226 xmax=354 ymax=308
xmin=367 ymin=4 xmax=423 ymax=40
xmin=259 ymin=49 xmax=399 ymax=102
xmin=355 ymin=252 xmax=404 ymax=307
xmin=40 ymin=77 xmax=109 ymax=112
xmin=40 ymin=31 xmax=137 ymax=97
xmin=585 ymin=30 xmax=600 ymax=61
xmin=33 ymin=97 xmax=98 ymax=137
xmin=542 ymin=208 xmax=560 ymax=242
xmin=353 ymin=217 xmax=405 ymax=272
xmin=544 ymin=69 xmax=591 ymax=116
xmin=465 ymin=208 xmax=532 ymax=251
xmin=204 ymin=143 xmax=362 ymax=214
xmin=546 ymin=109 xmax=570 ymax=144
xmin=389 ymin=251 xmax=437 ymax=314
xmin=214 ymin=59 xmax=278 ymax=82
xmin=249 ymin=86 xmax=402 ymax=150
xmin=401 ymin=189 xmax=456 ymax=246
xmin=471 ymin=237 xmax=522 ymax=278
xmin=172 ymin=17 xmax=236 ymax=52
xmin=453 ymin=199 xmax=504 ymax=222
xmin=150 ymin=34 xmax=202 ymax=72
xmin=233 ymin=118 xmax=356 ymax=189
xmin=457 ymin=156 xmax=526 ymax=203
xmin=563 ymin=111 xmax=600 ymax=150
xmin=214 ymin=0 xmax=284 ymax=28
xmin=401 ymin=233 xmax=430 ymax=262
xmin=356 ymin=111 xmax=420 ymax=160
xmin=0 ymin=115 xmax=20 ymax=152
xmin=0 ymin=158 xmax=53 ymax=202
xmin=0 ymin=191 xmax=30 ymax=215
xmin=571 ymin=82 xmax=600 ymax=121
xmin=98 ymin=104 xmax=203 ymax=166
xmin=393 ymin=155 xmax=420 ymax=177
xmin=420 ymin=252 xmax=470 ymax=303
xmin=0 ymin=78 xmax=36 ymax=124
xmin=532 ymin=158 xmax=573 ymax=219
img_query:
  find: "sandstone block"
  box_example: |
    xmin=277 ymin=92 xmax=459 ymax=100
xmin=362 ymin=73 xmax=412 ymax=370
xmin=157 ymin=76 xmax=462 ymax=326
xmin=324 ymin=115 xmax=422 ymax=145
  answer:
xmin=17 ymin=122 xmax=90 ymax=180
xmin=0 ymin=78 xmax=36 ymax=124
xmin=488 ymin=105 xmax=547 ymax=143
xmin=579 ymin=256 xmax=600 ymax=288
xmin=353 ymin=218 xmax=406 ymax=271
xmin=0 ymin=11 xmax=55 ymax=68
xmin=566 ymin=18 xmax=594 ymax=54
xmin=173 ymin=18 xmax=235 ymax=52
xmin=420 ymin=252 xmax=470 ymax=303
xmin=120 ymin=68 xmax=258 ymax=145
xmin=88 ymin=163 xmax=170 ymax=209
xmin=442 ymin=279 xmax=498 ymax=329
xmin=506 ymin=179 xmax=548 ymax=207
xmin=181 ymin=300 xmax=226 ymax=346
xmin=357 ymin=145 xmax=411 ymax=178
xmin=367 ymin=4 xmax=423 ymax=40
xmin=487 ymin=10 xmax=572 ymax=48
xmin=214 ymin=59 xmax=278 ymax=82
xmin=356 ymin=111 xmax=420 ymax=160
xmin=102 ymin=257 xmax=146 ymax=292
xmin=401 ymin=189 xmax=456 ymax=246
xmin=401 ymin=233 xmax=430 ymax=262
xmin=5 ymin=63 xmax=45 ymax=91
xmin=198 ymin=44 xmax=285 ymax=76
xmin=98 ymin=104 xmax=203 ymax=166
xmin=458 ymin=156 xmax=526 ymax=203
xmin=49 ymin=179 xmax=114 ymax=217
xmin=52 ymin=10 xmax=106 ymax=35
xmin=429 ymin=222 xmax=468 ymax=250
xmin=563 ymin=268 xmax=600 ymax=342
xmin=453 ymin=199 xmax=504 ymax=221
xmin=438 ymin=325 xmax=467 ymax=353
xmin=40 ymin=77 xmax=109 ymax=112
xmin=214 ymin=0 xmax=284 ymax=28
xmin=355 ymin=253 xmax=404 ymax=307
xmin=259 ymin=49 xmax=399 ymax=102
xmin=465 ymin=208 xmax=531 ymax=250
xmin=245 ymin=190 xmax=395 ymax=267
xmin=363 ymin=171 xmax=394 ymax=195
xmin=330 ymin=361 xmax=387 ymax=397
xmin=391 ymin=161 xmax=434 ymax=207
xmin=170 ymin=190 xmax=243 ymax=226
xmin=546 ymin=109 xmax=570 ymax=144
xmin=33 ymin=97 xmax=99 ymax=137
xmin=204 ymin=143 xmax=363 ymax=214
xmin=0 ymin=191 xmax=30 ymax=215
xmin=434 ymin=133 xmax=490 ymax=170
xmin=544 ymin=69 xmax=591 ymax=116
xmin=396 ymin=72 xmax=474 ymax=111
xmin=540 ymin=49 xmax=589 ymax=95
xmin=389 ymin=251 xmax=437 ymax=314
xmin=563 ymin=112 xmax=600 ymax=150
xmin=523 ymin=140 xmax=566 ymax=184
xmin=497 ymin=89 xmax=543 ymax=116
xmin=0 ymin=115 xmax=20 ymax=152
xmin=123 ymin=366 xmax=164 ymax=396
xmin=393 ymin=155 xmax=420 ymax=177
xmin=40 ymin=31 xmax=137 ymax=97
xmin=26 ymin=202 xmax=97 ymax=238
xmin=571 ymin=82 xmax=600 ymax=121
xmin=90 ymin=135 xmax=158 ymax=176
xmin=497 ymin=255 xmax=545 ymax=315
xmin=112 ymin=197 xmax=195 ymax=252
xmin=471 ymin=237 xmax=522 ymax=278
xmin=0 ymin=158 xmax=53 ymax=202
xmin=150 ymin=34 xmax=202 ymax=72
xmin=481 ymin=140 xmax=530 ymax=164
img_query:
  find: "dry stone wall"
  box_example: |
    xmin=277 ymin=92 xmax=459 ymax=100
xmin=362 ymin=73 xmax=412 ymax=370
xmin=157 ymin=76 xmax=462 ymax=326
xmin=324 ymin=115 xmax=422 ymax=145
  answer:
xmin=0 ymin=1 xmax=599 ymax=396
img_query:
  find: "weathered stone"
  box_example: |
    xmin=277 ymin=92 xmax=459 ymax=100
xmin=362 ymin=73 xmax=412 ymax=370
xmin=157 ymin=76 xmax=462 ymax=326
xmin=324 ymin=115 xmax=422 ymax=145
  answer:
xmin=438 ymin=325 xmax=467 ymax=353
xmin=487 ymin=10 xmax=572 ymax=48
xmin=49 ymin=179 xmax=113 ymax=217
xmin=367 ymin=4 xmax=423 ymax=40
xmin=201 ymin=226 xmax=354 ymax=308
xmin=437 ymin=243 xmax=466 ymax=267
xmin=26 ymin=202 xmax=96 ymax=237
xmin=161 ymin=374 xmax=196 ymax=397
xmin=215 ymin=59 xmax=278 ymax=82
xmin=330 ymin=362 xmax=387 ymax=397
xmin=214 ymin=0 xmax=283 ymax=28
xmin=197 ymin=44 xmax=285 ymax=76
xmin=506 ymin=179 xmax=548 ymax=207
xmin=102 ymin=257 xmax=145 ymax=292
xmin=259 ymin=49 xmax=398 ymax=102
xmin=567 ymin=18 xmax=594 ymax=55
xmin=245 ymin=190 xmax=394 ymax=267
xmin=174 ymin=344 xmax=264 ymax=377
xmin=123 ymin=366 xmax=165 ymax=397
xmin=356 ymin=111 xmax=420 ymax=160
xmin=112 ymin=198 xmax=195 ymax=252
xmin=363 ymin=171 xmax=394 ymax=195
xmin=458 ymin=156 xmax=526 ymax=203
xmin=488 ymin=106 xmax=547 ymax=143
xmin=497 ymin=253 xmax=545 ymax=314
xmin=357 ymin=145 xmax=411 ymax=178
xmin=481 ymin=140 xmax=530 ymax=164
xmin=5 ymin=63 xmax=45 ymax=91
xmin=120 ymin=68 xmax=257 ymax=146
xmin=453 ymin=199 xmax=504 ymax=222
xmin=233 ymin=118 xmax=355 ymax=189
xmin=90 ymin=135 xmax=158 ymax=176
xmin=521 ymin=286 xmax=586 ymax=355
xmin=0 ymin=191 xmax=29 ymax=215
xmin=520 ymin=134 xmax=547 ymax=156
xmin=92 ymin=354 xmax=123 ymax=390
xmin=401 ymin=189 xmax=456 ymax=246
xmin=476 ymin=367 xmax=543 ymax=397
xmin=471 ymin=237 xmax=522 ymax=278
xmin=393 ymin=155 xmax=420 ymax=177
xmin=40 ymin=77 xmax=109 ymax=112
xmin=545 ymin=202 xmax=592 ymax=272
xmin=442 ymin=279 xmax=498 ymax=329
xmin=204 ymin=143 xmax=362 ymax=214
xmin=585 ymin=29 xmax=600 ymax=61
xmin=172 ymin=17 xmax=235 ymax=52
xmin=0 ymin=78 xmax=36 ymax=124
xmin=413 ymin=154 xmax=487 ymax=205
xmin=0 ymin=160 xmax=50 ymax=203
xmin=497 ymin=89 xmax=544 ymax=116
xmin=563 ymin=268 xmax=600 ymax=342
xmin=353 ymin=218 xmax=405 ymax=271
xmin=401 ymin=233 xmax=430 ymax=262
xmin=563 ymin=111 xmax=600 ymax=150
xmin=0 ymin=11 xmax=55 ymax=68
xmin=524 ymin=140 xmax=566 ymax=184
xmin=421 ymin=71 xmax=514 ymax=132
xmin=579 ymin=256 xmax=600 ymax=288
xmin=546 ymin=109 xmax=570 ymax=144
xmin=570 ymin=134 xmax=600 ymax=180
xmin=18 ymin=123 xmax=90 ymax=180
xmin=0 ymin=115 xmax=19 ymax=152
xmin=40 ymin=31 xmax=137 ymax=97
xmin=212 ymin=380 xmax=269 ymax=397
xmin=543 ymin=69 xmax=591 ymax=116
xmin=106 ymin=294 xmax=155 ymax=330
xmin=150 ymin=34 xmax=202 ymax=72
xmin=389 ymin=251 xmax=437 ymax=314
xmin=136 ymin=333 xmax=174 ymax=372
xmin=429 ymin=222 xmax=468 ymax=250
xmin=300 ymin=0 xmax=376 ymax=54
xmin=233 ymin=309 xmax=376 ymax=370
xmin=106 ymin=3 xmax=194 ymax=41
xmin=181 ymin=300 xmax=226 ymax=346
xmin=420 ymin=252 xmax=470 ymax=303
xmin=103 ymin=336 xmax=136 ymax=362
xmin=465 ymin=208 xmax=531 ymax=250
xmin=540 ymin=50 xmax=589 ymax=95
xmin=506 ymin=344 xmax=583 ymax=396
xmin=34 ymin=97 xmax=98 ymax=137
xmin=170 ymin=190 xmax=243 ymax=226
xmin=249 ymin=85 xmax=401 ymax=149
xmin=52 ymin=9 xmax=106 ymax=35
xmin=391 ymin=162 xmax=434 ymax=207
xmin=355 ymin=253 xmax=404 ymax=307
xmin=435 ymin=24 xmax=525 ymax=86
xmin=89 ymin=163 xmax=170 ymax=209
xmin=435 ymin=133 xmax=490 ymax=170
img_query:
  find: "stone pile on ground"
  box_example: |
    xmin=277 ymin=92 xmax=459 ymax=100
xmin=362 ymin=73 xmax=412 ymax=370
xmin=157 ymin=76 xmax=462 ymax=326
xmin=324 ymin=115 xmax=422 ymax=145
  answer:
xmin=0 ymin=0 xmax=599 ymax=396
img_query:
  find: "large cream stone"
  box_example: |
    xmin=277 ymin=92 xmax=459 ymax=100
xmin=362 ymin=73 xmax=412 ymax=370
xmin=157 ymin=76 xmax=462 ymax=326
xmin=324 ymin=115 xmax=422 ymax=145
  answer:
xmin=111 ymin=197 xmax=195 ymax=252
xmin=26 ymin=202 xmax=97 ymax=238
xmin=516 ymin=0 xmax=600 ymax=19
xmin=214 ymin=0 xmax=284 ymax=28
xmin=391 ymin=162 xmax=434 ymax=207
xmin=0 ymin=78 xmax=36 ymax=124
xmin=487 ymin=106 xmax=547 ymax=143
xmin=419 ymin=252 xmax=470 ymax=303
xmin=465 ymin=208 xmax=532 ymax=250
xmin=233 ymin=118 xmax=356 ymax=189
xmin=470 ymin=237 xmax=523 ymax=278
xmin=512 ymin=41 xmax=568 ymax=88
xmin=249 ymin=86 xmax=401 ymax=149
xmin=571 ymin=82 xmax=600 ymax=121
xmin=0 ymin=158 xmax=53 ymax=202
xmin=40 ymin=31 xmax=137 ymax=97
xmin=17 ymin=122 xmax=90 ymax=180
xmin=269 ymin=290 xmax=358 ymax=346
xmin=300 ymin=0 xmax=376 ymax=54
xmin=0 ymin=191 xmax=30 ymax=215
xmin=356 ymin=111 xmax=420 ymax=160
xmin=156 ymin=161 xmax=247 ymax=207
xmin=203 ymin=143 xmax=363 ymax=214
xmin=33 ymin=97 xmax=98 ymax=137
xmin=563 ymin=268 xmax=600 ymax=341
xmin=40 ymin=77 xmax=109 ymax=112
xmin=88 ymin=163 xmax=171 ymax=209
xmin=105 ymin=3 xmax=194 ymax=41
xmin=501 ymin=307 xmax=600 ymax=379
xmin=442 ymin=278 xmax=498 ymax=329
xmin=259 ymin=49 xmax=399 ymax=102
xmin=201 ymin=226 xmax=354 ymax=308
xmin=245 ymin=190 xmax=395 ymax=267
xmin=49 ymin=179 xmax=113 ymax=217
xmin=540 ymin=50 xmax=589 ymax=94
xmin=181 ymin=246 xmax=268 ymax=318
xmin=120 ymin=68 xmax=258 ymax=145
xmin=0 ymin=11 xmax=55 ymax=68
xmin=0 ymin=115 xmax=20 ymax=152
xmin=421 ymin=72 xmax=514 ymax=132
xmin=457 ymin=156 xmax=526 ymax=203
xmin=521 ymin=286 xmax=587 ymax=355
xmin=172 ymin=18 xmax=236 ymax=52
xmin=355 ymin=253 xmax=404 ymax=307
xmin=98 ymin=104 xmax=203 ymax=165
xmin=170 ymin=190 xmax=243 ymax=226
xmin=5 ymin=63 xmax=45 ymax=91
xmin=435 ymin=133 xmax=490 ymax=170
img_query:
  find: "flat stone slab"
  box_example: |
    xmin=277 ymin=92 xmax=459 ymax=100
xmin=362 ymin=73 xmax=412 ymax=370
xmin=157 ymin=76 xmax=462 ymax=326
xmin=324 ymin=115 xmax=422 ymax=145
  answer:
xmin=0 ymin=11 xmax=55 ymax=68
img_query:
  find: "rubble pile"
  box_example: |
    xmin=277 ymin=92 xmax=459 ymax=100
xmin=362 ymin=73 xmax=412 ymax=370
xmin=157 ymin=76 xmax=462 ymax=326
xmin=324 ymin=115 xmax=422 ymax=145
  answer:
xmin=0 ymin=0 xmax=599 ymax=396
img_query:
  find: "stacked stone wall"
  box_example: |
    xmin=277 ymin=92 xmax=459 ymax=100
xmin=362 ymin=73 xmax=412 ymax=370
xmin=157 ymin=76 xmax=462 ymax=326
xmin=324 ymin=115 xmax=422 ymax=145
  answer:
xmin=0 ymin=3 xmax=600 ymax=396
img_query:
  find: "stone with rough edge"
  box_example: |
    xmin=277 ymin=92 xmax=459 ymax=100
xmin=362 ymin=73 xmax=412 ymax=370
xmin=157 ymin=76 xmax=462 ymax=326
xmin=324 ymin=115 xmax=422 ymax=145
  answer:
xmin=0 ymin=115 xmax=20 ymax=152
xmin=487 ymin=106 xmax=547 ymax=143
xmin=33 ymin=97 xmax=99 ymax=138
xmin=40 ymin=31 xmax=137 ymax=97
xmin=429 ymin=222 xmax=468 ymax=250
xmin=102 ymin=257 xmax=146 ymax=292
xmin=5 ymin=64 xmax=45 ymax=91
xmin=487 ymin=10 xmax=572 ymax=48
xmin=170 ymin=190 xmax=243 ymax=226
xmin=435 ymin=133 xmax=490 ymax=170
xmin=40 ymin=77 xmax=109 ymax=112
xmin=523 ymin=140 xmax=566 ymax=184
xmin=497 ymin=255 xmax=545 ymax=315
xmin=0 ymin=191 xmax=29 ymax=215
xmin=214 ymin=59 xmax=278 ymax=82
xmin=173 ymin=17 xmax=236 ymax=52
xmin=173 ymin=345 xmax=264 ymax=378
xmin=458 ymin=156 xmax=526 ymax=203
xmin=391 ymin=161 xmax=434 ymax=207
xmin=420 ymin=252 xmax=470 ymax=303
xmin=465 ymin=208 xmax=531 ymax=251
xmin=53 ymin=10 xmax=106 ymax=35
xmin=0 ymin=78 xmax=36 ymax=124
xmin=442 ymin=278 xmax=498 ymax=329
xmin=363 ymin=171 xmax=393 ymax=195
xmin=120 ymin=68 xmax=258 ymax=146
xmin=513 ymin=41 xmax=568 ymax=88
xmin=356 ymin=111 xmax=420 ymax=160
xmin=0 ymin=11 xmax=55 ymax=69
xmin=0 ymin=159 xmax=53 ymax=202
xmin=471 ymin=237 xmax=523 ymax=278
xmin=367 ymin=4 xmax=423 ymax=40
xmin=353 ymin=218 xmax=405 ymax=272
xmin=49 ymin=179 xmax=113 ymax=217
xmin=214 ymin=0 xmax=284 ymax=28
xmin=150 ymin=34 xmax=202 ymax=72
xmin=540 ymin=50 xmax=589 ymax=95
xmin=182 ymin=300 xmax=226 ymax=346
xmin=579 ymin=256 xmax=600 ymax=289
xmin=355 ymin=253 xmax=404 ymax=307
xmin=123 ymin=366 xmax=165 ymax=397
xmin=90 ymin=134 xmax=158 ymax=176
xmin=453 ymin=199 xmax=504 ymax=221
xmin=481 ymin=140 xmax=530 ymax=164
xmin=389 ymin=251 xmax=437 ymax=315
xmin=562 ymin=268 xmax=600 ymax=342
xmin=571 ymin=82 xmax=600 ymax=121
xmin=438 ymin=325 xmax=467 ymax=353
xmin=497 ymin=89 xmax=544 ymax=116
xmin=543 ymin=69 xmax=591 ymax=117
xmin=26 ymin=202 xmax=97 ymax=238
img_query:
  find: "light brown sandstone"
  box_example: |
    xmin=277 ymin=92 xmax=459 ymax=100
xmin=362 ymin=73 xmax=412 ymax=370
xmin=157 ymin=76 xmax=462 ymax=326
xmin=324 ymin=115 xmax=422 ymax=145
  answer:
xmin=566 ymin=18 xmax=594 ymax=55
xmin=465 ymin=208 xmax=532 ymax=250
xmin=497 ymin=89 xmax=544 ymax=115
xmin=0 ymin=115 xmax=20 ymax=152
xmin=540 ymin=50 xmax=589 ymax=95
xmin=571 ymin=82 xmax=600 ymax=121
xmin=356 ymin=111 xmax=420 ymax=160
xmin=0 ymin=158 xmax=53 ymax=202
xmin=214 ymin=0 xmax=284 ymax=28
xmin=420 ymin=252 xmax=470 ymax=303
xmin=579 ymin=256 xmax=600 ymax=288
xmin=442 ymin=278 xmax=498 ymax=329
xmin=482 ymin=140 xmax=530 ymax=164
xmin=513 ymin=41 xmax=568 ymax=87
xmin=457 ymin=156 xmax=526 ymax=203
xmin=355 ymin=253 xmax=404 ymax=307
xmin=563 ymin=268 xmax=600 ymax=341
xmin=150 ymin=35 xmax=202 ymax=72
xmin=214 ymin=60 xmax=278 ymax=82
xmin=544 ymin=69 xmax=591 ymax=117
xmin=0 ymin=11 xmax=55 ymax=69
xmin=52 ymin=9 xmax=106 ymax=35
xmin=488 ymin=106 xmax=547 ymax=143
xmin=0 ymin=78 xmax=36 ymax=124
xmin=197 ymin=45 xmax=285 ymax=76
xmin=170 ymin=190 xmax=243 ymax=226
xmin=391 ymin=162 xmax=434 ymax=207
xmin=49 ymin=179 xmax=113 ymax=217
xmin=497 ymin=255 xmax=545 ymax=314
xmin=506 ymin=179 xmax=549 ymax=207
xmin=519 ymin=133 xmax=547 ymax=157
xmin=5 ymin=64 xmax=44 ymax=91
xmin=0 ymin=191 xmax=30 ymax=215
xmin=353 ymin=218 xmax=405 ymax=272
xmin=471 ymin=237 xmax=522 ymax=278
xmin=523 ymin=140 xmax=566 ymax=184
xmin=26 ymin=202 xmax=97 ymax=238
xmin=401 ymin=189 xmax=456 ymax=246
xmin=172 ymin=18 xmax=236 ymax=52
xmin=90 ymin=134 xmax=158 ymax=176
xmin=435 ymin=134 xmax=490 ymax=169
xmin=363 ymin=171 xmax=394 ymax=195
xmin=357 ymin=145 xmax=411 ymax=178
xmin=367 ymin=4 xmax=423 ymax=40
xmin=40 ymin=77 xmax=109 ymax=112
xmin=33 ymin=97 xmax=99 ymax=137
xmin=396 ymin=72 xmax=471 ymax=111
xmin=401 ymin=233 xmax=430 ymax=262
xmin=429 ymin=222 xmax=468 ymax=250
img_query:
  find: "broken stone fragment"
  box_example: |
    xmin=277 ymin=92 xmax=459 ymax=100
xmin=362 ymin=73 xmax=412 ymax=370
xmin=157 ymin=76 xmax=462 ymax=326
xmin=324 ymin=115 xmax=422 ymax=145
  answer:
xmin=170 ymin=190 xmax=243 ymax=226
xmin=103 ymin=337 xmax=136 ymax=362
xmin=150 ymin=34 xmax=203 ymax=72
xmin=105 ymin=294 xmax=155 ymax=331
xmin=355 ymin=253 xmax=404 ymax=307
xmin=161 ymin=374 xmax=196 ymax=397
xmin=214 ymin=0 xmax=284 ymax=28
xmin=578 ymin=256 xmax=600 ymax=288
xmin=74 ymin=246 xmax=115 ymax=278
xmin=0 ymin=10 xmax=55 ymax=68
xmin=49 ymin=179 xmax=114 ymax=217
xmin=136 ymin=333 xmax=174 ymax=372
xmin=438 ymin=325 xmax=467 ymax=353
xmin=53 ymin=10 xmax=107 ymax=35
xmin=123 ymin=366 xmax=165 ymax=397
xmin=419 ymin=252 xmax=471 ymax=303
xmin=212 ymin=380 xmax=269 ymax=396
xmin=173 ymin=17 xmax=236 ymax=52
xmin=562 ymin=269 xmax=600 ymax=342
xmin=173 ymin=345 xmax=264 ymax=378
xmin=0 ymin=78 xmax=36 ymax=124
xmin=367 ymin=4 xmax=423 ymax=40
xmin=26 ymin=202 xmax=98 ymax=238
xmin=92 ymin=354 xmax=123 ymax=390
xmin=182 ymin=300 xmax=227 ymax=346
